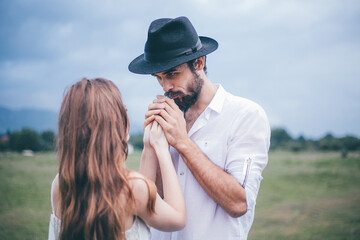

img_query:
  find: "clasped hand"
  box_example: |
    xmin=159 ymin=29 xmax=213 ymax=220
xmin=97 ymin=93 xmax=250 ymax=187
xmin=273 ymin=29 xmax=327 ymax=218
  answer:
xmin=144 ymin=121 xmax=169 ymax=152
xmin=144 ymin=95 xmax=188 ymax=149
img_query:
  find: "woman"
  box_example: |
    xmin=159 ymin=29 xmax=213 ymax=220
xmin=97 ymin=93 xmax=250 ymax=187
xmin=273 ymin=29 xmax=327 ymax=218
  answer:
xmin=48 ymin=78 xmax=186 ymax=240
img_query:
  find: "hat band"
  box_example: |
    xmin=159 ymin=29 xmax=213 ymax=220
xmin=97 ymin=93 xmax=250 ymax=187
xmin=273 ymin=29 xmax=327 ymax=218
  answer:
xmin=144 ymin=39 xmax=202 ymax=62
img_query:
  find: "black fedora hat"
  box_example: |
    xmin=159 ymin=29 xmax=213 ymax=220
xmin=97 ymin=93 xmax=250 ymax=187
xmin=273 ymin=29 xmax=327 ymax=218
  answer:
xmin=128 ymin=16 xmax=218 ymax=74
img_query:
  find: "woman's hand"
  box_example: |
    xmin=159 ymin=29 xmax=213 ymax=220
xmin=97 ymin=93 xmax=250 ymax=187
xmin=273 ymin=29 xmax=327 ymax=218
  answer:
xmin=143 ymin=122 xmax=152 ymax=148
xmin=149 ymin=121 xmax=169 ymax=154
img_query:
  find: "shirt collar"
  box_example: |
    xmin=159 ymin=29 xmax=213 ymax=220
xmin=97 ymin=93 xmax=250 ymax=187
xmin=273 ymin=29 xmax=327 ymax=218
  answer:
xmin=204 ymin=84 xmax=226 ymax=119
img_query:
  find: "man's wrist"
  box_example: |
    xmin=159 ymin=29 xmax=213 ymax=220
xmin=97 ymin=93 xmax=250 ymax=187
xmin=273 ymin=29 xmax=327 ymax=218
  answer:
xmin=174 ymin=136 xmax=192 ymax=153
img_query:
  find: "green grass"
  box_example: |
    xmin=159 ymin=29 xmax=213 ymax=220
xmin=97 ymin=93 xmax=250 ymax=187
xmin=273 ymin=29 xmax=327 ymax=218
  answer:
xmin=250 ymin=151 xmax=360 ymax=240
xmin=0 ymin=150 xmax=359 ymax=239
xmin=0 ymin=151 xmax=141 ymax=240
xmin=0 ymin=152 xmax=58 ymax=239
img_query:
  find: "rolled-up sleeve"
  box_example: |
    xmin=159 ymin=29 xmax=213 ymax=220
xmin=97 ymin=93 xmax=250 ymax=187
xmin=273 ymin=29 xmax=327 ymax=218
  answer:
xmin=225 ymin=105 xmax=270 ymax=211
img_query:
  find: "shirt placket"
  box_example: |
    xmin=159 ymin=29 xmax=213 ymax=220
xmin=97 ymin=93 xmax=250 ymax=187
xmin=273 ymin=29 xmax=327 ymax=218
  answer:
xmin=167 ymin=150 xmax=185 ymax=240
xmin=170 ymin=154 xmax=186 ymax=239
xmin=177 ymin=155 xmax=187 ymax=190
xmin=170 ymin=110 xmax=210 ymax=240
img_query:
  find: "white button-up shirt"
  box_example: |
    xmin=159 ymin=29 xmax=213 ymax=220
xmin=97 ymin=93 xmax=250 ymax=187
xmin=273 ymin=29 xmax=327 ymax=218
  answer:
xmin=151 ymin=85 xmax=270 ymax=240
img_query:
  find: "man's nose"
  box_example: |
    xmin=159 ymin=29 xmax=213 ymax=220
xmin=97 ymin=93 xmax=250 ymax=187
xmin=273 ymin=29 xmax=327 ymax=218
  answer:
xmin=162 ymin=79 xmax=173 ymax=92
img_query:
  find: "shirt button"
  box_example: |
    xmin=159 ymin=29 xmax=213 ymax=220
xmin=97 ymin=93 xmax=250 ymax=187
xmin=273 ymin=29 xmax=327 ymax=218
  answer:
xmin=179 ymin=171 xmax=184 ymax=176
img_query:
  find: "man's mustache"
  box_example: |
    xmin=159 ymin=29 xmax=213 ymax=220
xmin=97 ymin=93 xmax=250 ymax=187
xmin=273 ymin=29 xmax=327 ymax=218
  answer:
xmin=164 ymin=91 xmax=184 ymax=98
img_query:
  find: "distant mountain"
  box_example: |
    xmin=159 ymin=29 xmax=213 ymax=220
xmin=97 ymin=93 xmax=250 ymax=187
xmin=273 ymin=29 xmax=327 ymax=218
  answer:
xmin=0 ymin=106 xmax=58 ymax=134
xmin=0 ymin=106 xmax=143 ymax=135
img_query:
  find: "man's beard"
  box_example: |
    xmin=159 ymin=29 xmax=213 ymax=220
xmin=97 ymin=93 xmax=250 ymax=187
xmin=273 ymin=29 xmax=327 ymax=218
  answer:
xmin=165 ymin=73 xmax=204 ymax=113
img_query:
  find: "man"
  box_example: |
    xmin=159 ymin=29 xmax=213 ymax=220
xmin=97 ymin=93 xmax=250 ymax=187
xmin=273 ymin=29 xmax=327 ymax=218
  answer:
xmin=128 ymin=16 xmax=270 ymax=240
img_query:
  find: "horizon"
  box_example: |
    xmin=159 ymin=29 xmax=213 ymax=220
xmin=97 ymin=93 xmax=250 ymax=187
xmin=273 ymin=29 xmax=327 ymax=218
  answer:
xmin=0 ymin=104 xmax=358 ymax=140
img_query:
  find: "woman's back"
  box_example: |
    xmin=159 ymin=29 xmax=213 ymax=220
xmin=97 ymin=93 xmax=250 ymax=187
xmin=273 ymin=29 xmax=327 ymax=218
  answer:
xmin=49 ymin=212 xmax=150 ymax=240
xmin=49 ymin=174 xmax=152 ymax=240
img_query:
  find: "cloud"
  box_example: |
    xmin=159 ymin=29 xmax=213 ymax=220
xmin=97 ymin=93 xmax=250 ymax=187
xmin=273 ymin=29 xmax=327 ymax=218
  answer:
xmin=0 ymin=0 xmax=359 ymax=137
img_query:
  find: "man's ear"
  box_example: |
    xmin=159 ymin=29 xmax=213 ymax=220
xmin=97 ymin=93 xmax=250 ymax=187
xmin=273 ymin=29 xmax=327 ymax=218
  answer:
xmin=193 ymin=56 xmax=205 ymax=70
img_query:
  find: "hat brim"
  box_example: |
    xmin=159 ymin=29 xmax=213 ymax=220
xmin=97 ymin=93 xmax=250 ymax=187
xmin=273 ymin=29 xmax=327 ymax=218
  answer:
xmin=128 ymin=36 xmax=218 ymax=74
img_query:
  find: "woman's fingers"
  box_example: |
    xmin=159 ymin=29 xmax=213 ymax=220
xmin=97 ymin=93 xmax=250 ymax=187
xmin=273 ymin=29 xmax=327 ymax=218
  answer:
xmin=152 ymin=120 xmax=159 ymax=129
xmin=144 ymin=115 xmax=155 ymax=129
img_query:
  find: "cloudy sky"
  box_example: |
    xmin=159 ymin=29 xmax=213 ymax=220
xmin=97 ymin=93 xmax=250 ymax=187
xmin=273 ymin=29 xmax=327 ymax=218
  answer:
xmin=1 ymin=0 xmax=359 ymax=138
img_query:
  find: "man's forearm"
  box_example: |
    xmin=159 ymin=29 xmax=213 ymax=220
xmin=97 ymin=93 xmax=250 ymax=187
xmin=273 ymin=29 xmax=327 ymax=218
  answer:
xmin=176 ymin=138 xmax=247 ymax=218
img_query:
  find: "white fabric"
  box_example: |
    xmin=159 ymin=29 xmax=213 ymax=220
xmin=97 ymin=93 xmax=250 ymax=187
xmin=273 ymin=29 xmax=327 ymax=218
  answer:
xmin=151 ymin=85 xmax=270 ymax=240
xmin=125 ymin=217 xmax=151 ymax=240
xmin=48 ymin=214 xmax=60 ymax=240
xmin=48 ymin=215 xmax=150 ymax=240
xmin=48 ymin=175 xmax=151 ymax=240
xmin=48 ymin=175 xmax=60 ymax=240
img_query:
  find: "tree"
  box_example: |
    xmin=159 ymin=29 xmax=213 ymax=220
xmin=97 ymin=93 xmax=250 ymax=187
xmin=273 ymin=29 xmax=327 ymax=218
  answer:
xmin=340 ymin=136 xmax=360 ymax=151
xmin=9 ymin=128 xmax=42 ymax=152
xmin=129 ymin=133 xmax=144 ymax=150
xmin=41 ymin=130 xmax=56 ymax=151
xmin=0 ymin=134 xmax=9 ymax=151
xmin=318 ymin=133 xmax=342 ymax=151
xmin=270 ymin=128 xmax=292 ymax=150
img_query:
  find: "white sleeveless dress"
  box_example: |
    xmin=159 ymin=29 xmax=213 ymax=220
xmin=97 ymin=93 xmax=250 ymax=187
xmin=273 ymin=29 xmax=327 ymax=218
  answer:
xmin=48 ymin=176 xmax=151 ymax=240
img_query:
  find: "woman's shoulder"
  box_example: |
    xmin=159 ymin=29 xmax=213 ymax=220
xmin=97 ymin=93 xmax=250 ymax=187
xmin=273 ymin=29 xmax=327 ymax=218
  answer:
xmin=51 ymin=174 xmax=61 ymax=218
xmin=52 ymin=174 xmax=59 ymax=190
xmin=127 ymin=171 xmax=157 ymax=215
xmin=127 ymin=170 xmax=145 ymax=180
xmin=127 ymin=171 xmax=153 ymax=196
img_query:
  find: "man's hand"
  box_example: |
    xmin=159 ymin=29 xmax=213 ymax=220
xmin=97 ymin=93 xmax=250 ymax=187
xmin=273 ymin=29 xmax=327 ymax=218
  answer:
xmin=144 ymin=95 xmax=188 ymax=149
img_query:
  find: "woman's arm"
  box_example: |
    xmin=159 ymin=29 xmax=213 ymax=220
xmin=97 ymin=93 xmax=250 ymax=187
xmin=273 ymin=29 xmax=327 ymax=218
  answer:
xmin=132 ymin=121 xmax=186 ymax=231
xmin=139 ymin=123 xmax=158 ymax=183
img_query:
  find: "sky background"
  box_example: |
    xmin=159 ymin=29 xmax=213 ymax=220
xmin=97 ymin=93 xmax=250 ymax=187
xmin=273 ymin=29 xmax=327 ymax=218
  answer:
xmin=0 ymin=0 xmax=359 ymax=138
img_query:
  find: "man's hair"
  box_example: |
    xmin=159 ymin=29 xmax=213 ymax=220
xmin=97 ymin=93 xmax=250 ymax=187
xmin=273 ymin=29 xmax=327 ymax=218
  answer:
xmin=187 ymin=56 xmax=207 ymax=75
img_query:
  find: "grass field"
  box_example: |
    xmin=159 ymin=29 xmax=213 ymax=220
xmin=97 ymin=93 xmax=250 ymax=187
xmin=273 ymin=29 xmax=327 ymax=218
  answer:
xmin=0 ymin=150 xmax=359 ymax=239
xmin=250 ymin=151 xmax=360 ymax=240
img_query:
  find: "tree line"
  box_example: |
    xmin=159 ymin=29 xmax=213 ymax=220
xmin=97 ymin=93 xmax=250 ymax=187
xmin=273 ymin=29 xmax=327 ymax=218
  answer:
xmin=0 ymin=128 xmax=56 ymax=152
xmin=1 ymin=127 xmax=360 ymax=153
xmin=270 ymin=128 xmax=360 ymax=153
xmin=127 ymin=128 xmax=360 ymax=154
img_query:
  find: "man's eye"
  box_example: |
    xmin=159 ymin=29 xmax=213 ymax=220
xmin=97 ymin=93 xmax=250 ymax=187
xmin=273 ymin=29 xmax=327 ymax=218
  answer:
xmin=166 ymin=72 xmax=177 ymax=78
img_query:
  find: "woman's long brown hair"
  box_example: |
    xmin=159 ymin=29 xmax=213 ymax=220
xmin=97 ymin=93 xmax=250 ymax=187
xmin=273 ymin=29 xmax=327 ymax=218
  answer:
xmin=58 ymin=78 xmax=145 ymax=240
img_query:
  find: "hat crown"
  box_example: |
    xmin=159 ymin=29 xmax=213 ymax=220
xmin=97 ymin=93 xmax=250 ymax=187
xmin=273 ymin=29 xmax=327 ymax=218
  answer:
xmin=128 ymin=16 xmax=218 ymax=74
xmin=144 ymin=17 xmax=201 ymax=62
